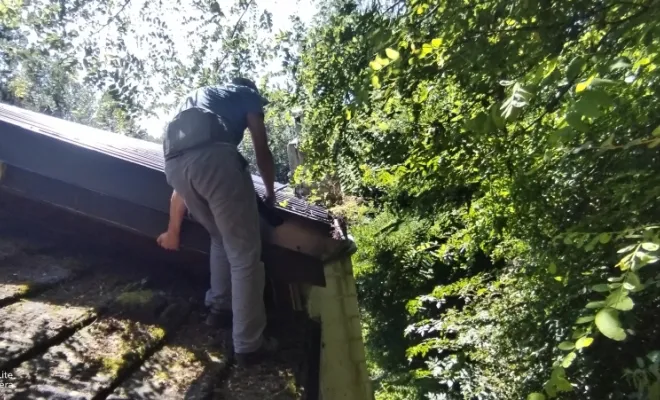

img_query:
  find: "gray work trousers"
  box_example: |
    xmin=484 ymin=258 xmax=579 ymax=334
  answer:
xmin=164 ymin=143 xmax=266 ymax=353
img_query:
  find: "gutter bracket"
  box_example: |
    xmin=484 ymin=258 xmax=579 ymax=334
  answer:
xmin=322 ymin=217 xmax=358 ymax=265
xmin=321 ymin=236 xmax=358 ymax=266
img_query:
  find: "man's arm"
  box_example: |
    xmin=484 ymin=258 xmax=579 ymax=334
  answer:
xmin=157 ymin=190 xmax=186 ymax=250
xmin=247 ymin=112 xmax=275 ymax=203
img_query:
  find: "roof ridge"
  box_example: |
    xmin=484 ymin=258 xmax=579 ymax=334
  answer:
xmin=0 ymin=103 xmax=330 ymax=223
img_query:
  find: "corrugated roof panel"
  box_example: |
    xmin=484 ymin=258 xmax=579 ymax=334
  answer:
xmin=0 ymin=103 xmax=331 ymax=224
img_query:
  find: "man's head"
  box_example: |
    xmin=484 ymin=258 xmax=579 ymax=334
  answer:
xmin=231 ymin=77 xmax=269 ymax=106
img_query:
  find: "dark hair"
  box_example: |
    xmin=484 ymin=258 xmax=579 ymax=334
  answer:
xmin=231 ymin=77 xmax=269 ymax=106
xmin=231 ymin=77 xmax=258 ymax=91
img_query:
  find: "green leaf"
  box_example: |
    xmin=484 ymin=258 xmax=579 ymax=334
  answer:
xmin=385 ymin=48 xmax=400 ymax=61
xmin=558 ymin=341 xmax=575 ymax=351
xmin=585 ymin=301 xmax=606 ymax=309
xmin=369 ymin=60 xmax=383 ymax=71
xmin=575 ymin=337 xmax=594 ymax=349
xmin=624 ymin=272 xmax=643 ymax=292
xmin=576 ymin=315 xmax=595 ymax=324
xmin=566 ymin=56 xmax=586 ymax=80
xmin=548 ymin=262 xmax=557 ymax=274
xmin=582 ymin=89 xmax=614 ymax=108
xmin=610 ymin=58 xmax=631 ymax=71
xmin=543 ymin=59 xmax=558 ymax=79
xmin=605 ymin=292 xmax=634 ymax=311
xmin=527 ymin=393 xmax=546 ymax=400
xmin=632 ymin=251 xmax=659 ymax=271
xmin=634 ymin=57 xmax=652 ymax=68
xmin=642 ymin=242 xmax=659 ymax=251
xmin=562 ymin=351 xmax=577 ymax=368
xmin=572 ymin=328 xmax=587 ymax=339
xmin=419 ymin=43 xmax=433 ymax=58
xmin=566 ymin=113 xmax=589 ymax=133
xmin=598 ymin=233 xmax=612 ymax=244
xmin=592 ymin=284 xmax=609 ymax=292
xmin=595 ymin=308 xmax=627 ymax=341
xmin=574 ymin=98 xmax=602 ymax=119
xmin=431 ymin=38 xmax=442 ymax=48
xmin=416 ymin=86 xmax=429 ymax=103
xmin=649 ymin=138 xmax=660 ymax=149
xmin=584 ymin=235 xmax=599 ymax=251
xmin=371 ymin=75 xmax=381 ymax=88
xmin=574 ymin=234 xmax=589 ymax=248
xmin=575 ymin=75 xmax=595 ymax=93
xmin=648 ymin=350 xmax=660 ymax=364
xmin=618 ymin=244 xmax=636 ymax=253
xmin=549 ymin=367 xmax=572 ymax=392
xmin=591 ymin=78 xmax=618 ymax=87
xmin=556 ymin=377 xmax=572 ymax=391
xmin=653 ymin=125 xmax=660 ymax=137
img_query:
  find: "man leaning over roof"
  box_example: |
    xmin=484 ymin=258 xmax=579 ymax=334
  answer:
xmin=156 ymin=77 xmax=277 ymax=367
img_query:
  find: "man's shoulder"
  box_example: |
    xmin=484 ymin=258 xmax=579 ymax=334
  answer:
xmin=176 ymin=84 xmax=259 ymax=115
xmin=176 ymin=86 xmax=208 ymax=109
xmin=202 ymin=84 xmax=251 ymax=101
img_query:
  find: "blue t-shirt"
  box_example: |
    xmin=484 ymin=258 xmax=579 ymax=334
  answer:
xmin=175 ymin=84 xmax=264 ymax=146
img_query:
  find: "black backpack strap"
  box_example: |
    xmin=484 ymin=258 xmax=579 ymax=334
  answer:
xmin=163 ymin=108 xmax=228 ymax=160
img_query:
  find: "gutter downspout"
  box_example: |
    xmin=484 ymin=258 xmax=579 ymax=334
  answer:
xmin=306 ymin=219 xmax=373 ymax=400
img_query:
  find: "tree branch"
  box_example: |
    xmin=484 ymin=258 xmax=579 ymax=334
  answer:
xmin=383 ymin=0 xmax=406 ymax=15
xmin=474 ymin=23 xmax=563 ymax=35
xmin=95 ymin=0 xmax=132 ymax=35
xmin=217 ymin=0 xmax=256 ymax=71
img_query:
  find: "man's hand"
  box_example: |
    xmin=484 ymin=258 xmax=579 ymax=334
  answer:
xmin=157 ymin=231 xmax=180 ymax=251
xmin=158 ymin=190 xmax=186 ymax=251
xmin=263 ymin=193 xmax=275 ymax=208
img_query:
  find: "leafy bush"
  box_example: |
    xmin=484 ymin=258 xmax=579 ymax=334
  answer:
xmin=294 ymin=1 xmax=660 ymax=399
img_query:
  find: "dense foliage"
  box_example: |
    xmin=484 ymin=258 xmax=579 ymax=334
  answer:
xmin=3 ymin=0 xmax=660 ymax=398
xmin=290 ymin=1 xmax=660 ymax=399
